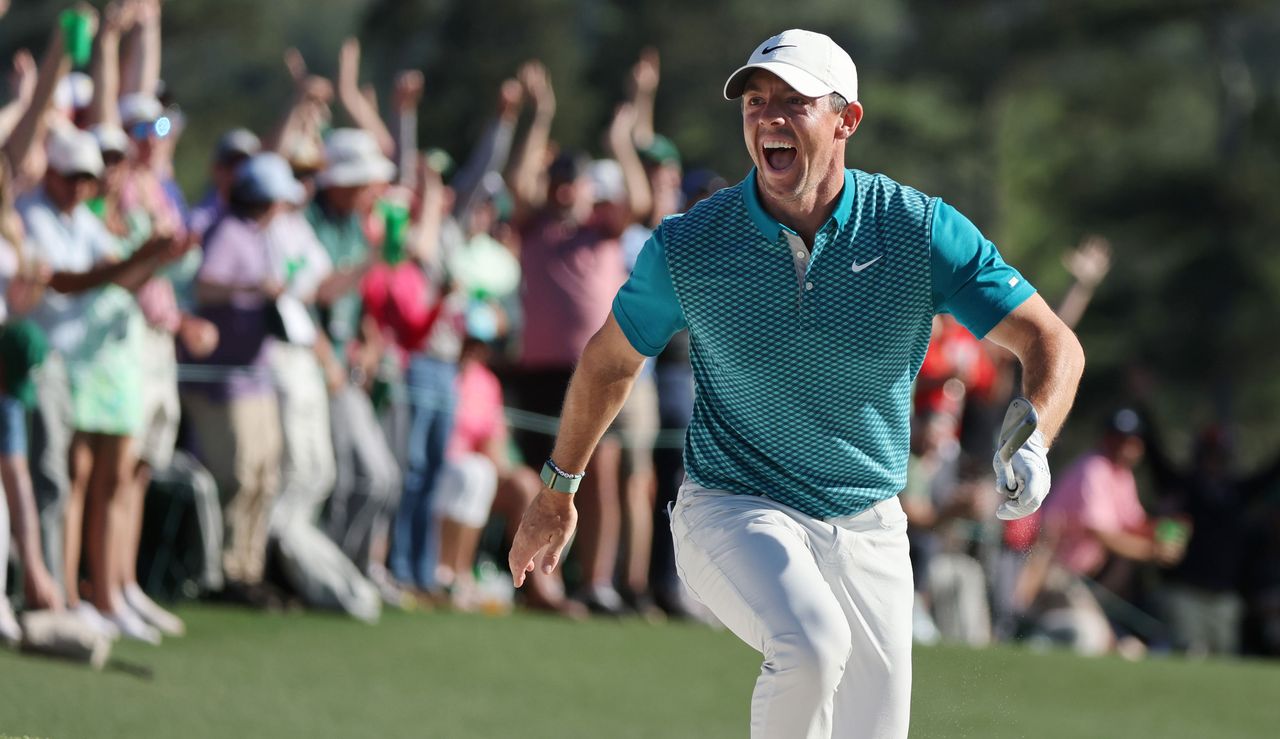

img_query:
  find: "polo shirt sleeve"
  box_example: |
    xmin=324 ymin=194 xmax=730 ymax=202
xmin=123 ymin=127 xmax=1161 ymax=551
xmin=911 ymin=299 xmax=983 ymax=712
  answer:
xmin=611 ymin=226 xmax=685 ymax=357
xmin=930 ymin=200 xmax=1036 ymax=339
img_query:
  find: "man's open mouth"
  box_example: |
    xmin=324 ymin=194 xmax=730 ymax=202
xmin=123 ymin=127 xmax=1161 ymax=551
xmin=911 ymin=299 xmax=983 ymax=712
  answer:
xmin=762 ymin=140 xmax=797 ymax=172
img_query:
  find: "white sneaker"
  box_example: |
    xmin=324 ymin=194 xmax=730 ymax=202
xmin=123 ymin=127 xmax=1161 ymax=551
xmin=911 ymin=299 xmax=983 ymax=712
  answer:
xmin=0 ymin=597 xmax=22 ymax=646
xmin=74 ymin=602 xmax=121 ymax=641
xmin=124 ymin=584 xmax=186 ymax=637
xmin=107 ymin=605 xmax=162 ymax=646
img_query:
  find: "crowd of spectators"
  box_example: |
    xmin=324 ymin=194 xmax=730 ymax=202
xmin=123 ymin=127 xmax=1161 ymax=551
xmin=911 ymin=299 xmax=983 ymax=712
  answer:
xmin=904 ymin=242 xmax=1280 ymax=659
xmin=1 ymin=2 xmax=1278 ymax=668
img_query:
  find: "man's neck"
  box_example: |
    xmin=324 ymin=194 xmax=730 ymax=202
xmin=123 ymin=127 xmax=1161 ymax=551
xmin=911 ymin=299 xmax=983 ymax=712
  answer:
xmin=759 ymin=167 xmax=845 ymax=246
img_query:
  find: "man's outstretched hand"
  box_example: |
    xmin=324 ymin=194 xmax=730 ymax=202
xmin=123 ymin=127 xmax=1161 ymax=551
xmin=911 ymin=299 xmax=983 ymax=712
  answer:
xmin=508 ymin=489 xmax=577 ymax=588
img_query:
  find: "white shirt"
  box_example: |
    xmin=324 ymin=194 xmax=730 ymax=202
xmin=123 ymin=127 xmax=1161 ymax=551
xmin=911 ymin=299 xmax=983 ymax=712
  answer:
xmin=18 ymin=188 xmax=120 ymax=355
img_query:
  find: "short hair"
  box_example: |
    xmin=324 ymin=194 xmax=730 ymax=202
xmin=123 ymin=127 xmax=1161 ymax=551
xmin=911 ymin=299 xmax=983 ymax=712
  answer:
xmin=827 ymin=92 xmax=849 ymax=114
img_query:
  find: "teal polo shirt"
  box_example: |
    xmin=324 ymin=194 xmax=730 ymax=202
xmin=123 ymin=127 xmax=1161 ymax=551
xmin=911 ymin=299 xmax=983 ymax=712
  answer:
xmin=612 ymin=168 xmax=1035 ymax=518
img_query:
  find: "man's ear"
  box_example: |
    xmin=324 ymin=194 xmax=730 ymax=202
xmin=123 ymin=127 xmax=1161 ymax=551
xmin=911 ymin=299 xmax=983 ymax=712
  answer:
xmin=835 ymin=101 xmax=864 ymax=141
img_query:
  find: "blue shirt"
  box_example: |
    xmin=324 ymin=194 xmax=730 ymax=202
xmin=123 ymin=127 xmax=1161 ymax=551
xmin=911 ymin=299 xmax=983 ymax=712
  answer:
xmin=612 ymin=168 xmax=1034 ymax=517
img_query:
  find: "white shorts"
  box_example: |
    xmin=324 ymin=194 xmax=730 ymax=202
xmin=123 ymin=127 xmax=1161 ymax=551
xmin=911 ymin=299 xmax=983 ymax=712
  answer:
xmin=136 ymin=326 xmax=180 ymax=470
xmin=432 ymin=453 xmax=498 ymax=528
xmin=671 ymin=479 xmax=913 ymax=739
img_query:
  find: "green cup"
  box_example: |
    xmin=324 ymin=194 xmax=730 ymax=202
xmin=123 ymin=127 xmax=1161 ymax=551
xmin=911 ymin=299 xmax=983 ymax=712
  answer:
xmin=59 ymin=9 xmax=94 ymax=69
xmin=377 ymin=199 xmax=411 ymax=265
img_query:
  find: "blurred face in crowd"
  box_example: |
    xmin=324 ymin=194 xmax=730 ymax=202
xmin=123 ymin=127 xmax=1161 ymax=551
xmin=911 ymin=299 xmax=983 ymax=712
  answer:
xmin=468 ymin=198 xmax=496 ymax=238
xmin=213 ymin=155 xmax=250 ymax=198
xmin=1103 ymin=432 xmax=1145 ymax=469
xmin=101 ymin=150 xmax=127 ymax=196
xmin=129 ymin=120 xmax=160 ymax=167
xmin=321 ymin=184 xmax=368 ymax=216
xmin=740 ymin=70 xmax=861 ymax=207
xmin=545 ymin=167 xmax=594 ymax=222
xmin=44 ymin=170 xmax=99 ymax=212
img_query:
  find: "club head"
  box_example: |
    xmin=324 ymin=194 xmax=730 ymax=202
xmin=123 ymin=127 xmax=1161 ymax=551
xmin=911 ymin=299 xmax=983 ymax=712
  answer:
xmin=997 ymin=397 xmax=1039 ymax=495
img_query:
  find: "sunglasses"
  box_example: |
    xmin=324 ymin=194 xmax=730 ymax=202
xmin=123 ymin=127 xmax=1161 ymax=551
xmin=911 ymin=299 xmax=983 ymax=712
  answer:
xmin=129 ymin=115 xmax=173 ymax=141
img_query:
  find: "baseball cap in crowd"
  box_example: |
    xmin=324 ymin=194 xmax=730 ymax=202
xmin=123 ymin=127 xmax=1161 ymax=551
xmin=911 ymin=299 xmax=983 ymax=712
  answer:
xmin=53 ymin=71 xmax=94 ymax=114
xmin=90 ymin=124 xmax=130 ymax=163
xmin=1105 ymin=408 xmax=1144 ymax=437
xmin=316 ymin=128 xmax=395 ymax=188
xmin=46 ymin=127 xmax=104 ymax=178
xmin=682 ymin=168 xmax=727 ymax=205
xmin=119 ymin=92 xmax=163 ymax=126
xmin=723 ymin=29 xmax=858 ymax=103
xmin=548 ymin=151 xmax=589 ymax=185
xmin=638 ymin=134 xmax=681 ymax=167
xmin=588 ymin=159 xmax=625 ymax=205
xmin=214 ymin=128 xmax=261 ymax=166
xmin=233 ymin=152 xmax=305 ymax=205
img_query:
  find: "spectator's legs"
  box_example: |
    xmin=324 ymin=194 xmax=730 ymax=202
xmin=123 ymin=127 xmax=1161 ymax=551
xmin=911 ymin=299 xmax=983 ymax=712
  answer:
xmin=64 ymin=433 xmax=94 ymax=608
xmin=30 ymin=353 xmax=72 ymax=595
xmin=926 ymin=552 xmax=992 ymax=646
xmin=432 ymin=453 xmax=498 ymax=601
xmin=270 ymin=345 xmax=337 ymax=532
xmin=327 ymin=385 xmax=400 ymax=572
xmin=0 ymin=394 xmax=63 ymax=611
xmin=242 ymin=394 xmax=283 ymax=585
xmin=573 ymin=437 xmax=623 ymax=609
xmin=185 ymin=392 xmax=282 ymax=588
xmin=622 ymin=470 xmax=656 ymax=597
xmin=391 ymin=355 xmax=456 ymax=591
xmin=147 ymin=450 xmax=225 ymax=594
xmin=651 ymin=360 xmax=693 ymax=615
xmin=0 ymin=483 xmax=14 ymax=643
xmin=87 ymin=434 xmax=134 ymax=617
xmin=616 ymin=372 xmax=660 ymax=609
xmin=120 ymin=327 xmax=186 ymax=631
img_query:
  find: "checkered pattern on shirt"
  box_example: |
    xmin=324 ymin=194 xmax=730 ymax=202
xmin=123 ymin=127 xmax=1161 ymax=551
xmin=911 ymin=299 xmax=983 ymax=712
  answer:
xmin=663 ymin=170 xmax=936 ymax=518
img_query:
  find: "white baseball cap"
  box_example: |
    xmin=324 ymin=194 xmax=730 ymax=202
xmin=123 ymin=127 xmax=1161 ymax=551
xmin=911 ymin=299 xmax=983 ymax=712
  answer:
xmin=53 ymin=72 xmax=94 ymax=113
xmin=587 ymin=159 xmax=625 ymax=204
xmin=46 ymin=127 xmax=104 ymax=178
xmin=316 ymin=128 xmax=396 ymax=188
xmin=119 ymin=92 xmax=164 ymax=126
xmin=233 ymin=152 xmax=305 ymax=205
xmin=91 ymin=124 xmax=130 ymax=156
xmin=723 ymin=29 xmax=858 ymax=103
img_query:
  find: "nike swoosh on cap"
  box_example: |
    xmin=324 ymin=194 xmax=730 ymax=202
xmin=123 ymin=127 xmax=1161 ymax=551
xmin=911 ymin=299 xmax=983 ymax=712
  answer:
xmin=761 ymin=45 xmax=796 ymax=54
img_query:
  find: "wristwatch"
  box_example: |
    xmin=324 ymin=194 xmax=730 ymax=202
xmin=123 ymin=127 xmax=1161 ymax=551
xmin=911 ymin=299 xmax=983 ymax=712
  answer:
xmin=539 ymin=459 xmax=585 ymax=494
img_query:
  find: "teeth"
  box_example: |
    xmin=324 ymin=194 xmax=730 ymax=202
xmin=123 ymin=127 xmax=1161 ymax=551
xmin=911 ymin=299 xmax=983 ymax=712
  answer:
xmin=762 ymin=141 xmax=794 ymax=150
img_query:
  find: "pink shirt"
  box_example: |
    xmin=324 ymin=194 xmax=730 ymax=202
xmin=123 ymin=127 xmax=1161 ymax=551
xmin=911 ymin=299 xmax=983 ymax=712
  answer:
xmin=446 ymin=360 xmax=504 ymax=460
xmin=1042 ymin=452 xmax=1148 ymax=576
xmin=518 ymin=212 xmax=626 ymax=369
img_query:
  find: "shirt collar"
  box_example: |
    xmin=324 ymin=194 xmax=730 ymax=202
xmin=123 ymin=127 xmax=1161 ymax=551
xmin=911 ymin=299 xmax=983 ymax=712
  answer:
xmin=741 ymin=168 xmax=856 ymax=241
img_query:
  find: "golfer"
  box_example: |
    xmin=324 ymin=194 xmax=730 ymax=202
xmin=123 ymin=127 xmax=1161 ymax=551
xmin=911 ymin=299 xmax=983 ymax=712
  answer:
xmin=510 ymin=29 xmax=1084 ymax=739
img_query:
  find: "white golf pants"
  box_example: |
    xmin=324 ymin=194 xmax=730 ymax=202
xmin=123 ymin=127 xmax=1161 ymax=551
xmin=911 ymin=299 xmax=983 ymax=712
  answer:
xmin=671 ymin=480 xmax=913 ymax=739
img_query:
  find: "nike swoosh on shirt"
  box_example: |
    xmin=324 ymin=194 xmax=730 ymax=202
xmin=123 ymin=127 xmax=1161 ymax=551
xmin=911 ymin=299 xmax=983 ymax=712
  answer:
xmin=761 ymin=45 xmax=796 ymax=54
xmin=851 ymin=256 xmax=883 ymax=273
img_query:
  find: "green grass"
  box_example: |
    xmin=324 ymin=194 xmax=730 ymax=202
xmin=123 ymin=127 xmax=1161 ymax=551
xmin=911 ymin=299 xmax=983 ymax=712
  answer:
xmin=2 ymin=604 xmax=1278 ymax=738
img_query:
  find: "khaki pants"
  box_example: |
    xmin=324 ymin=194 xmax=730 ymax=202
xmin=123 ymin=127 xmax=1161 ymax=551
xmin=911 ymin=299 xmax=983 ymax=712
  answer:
xmin=183 ymin=391 xmax=281 ymax=585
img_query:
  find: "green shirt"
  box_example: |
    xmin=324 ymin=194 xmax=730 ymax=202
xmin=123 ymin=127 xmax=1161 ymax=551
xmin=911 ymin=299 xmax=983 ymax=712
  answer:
xmin=305 ymin=201 xmax=368 ymax=365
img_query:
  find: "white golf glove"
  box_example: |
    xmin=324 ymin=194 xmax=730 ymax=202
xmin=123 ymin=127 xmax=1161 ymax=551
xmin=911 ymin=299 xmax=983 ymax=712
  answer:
xmin=994 ymin=429 xmax=1050 ymax=520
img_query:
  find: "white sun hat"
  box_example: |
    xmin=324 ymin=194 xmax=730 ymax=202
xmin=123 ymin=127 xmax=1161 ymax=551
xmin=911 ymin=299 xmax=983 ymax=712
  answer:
xmin=315 ymin=128 xmax=396 ymax=188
